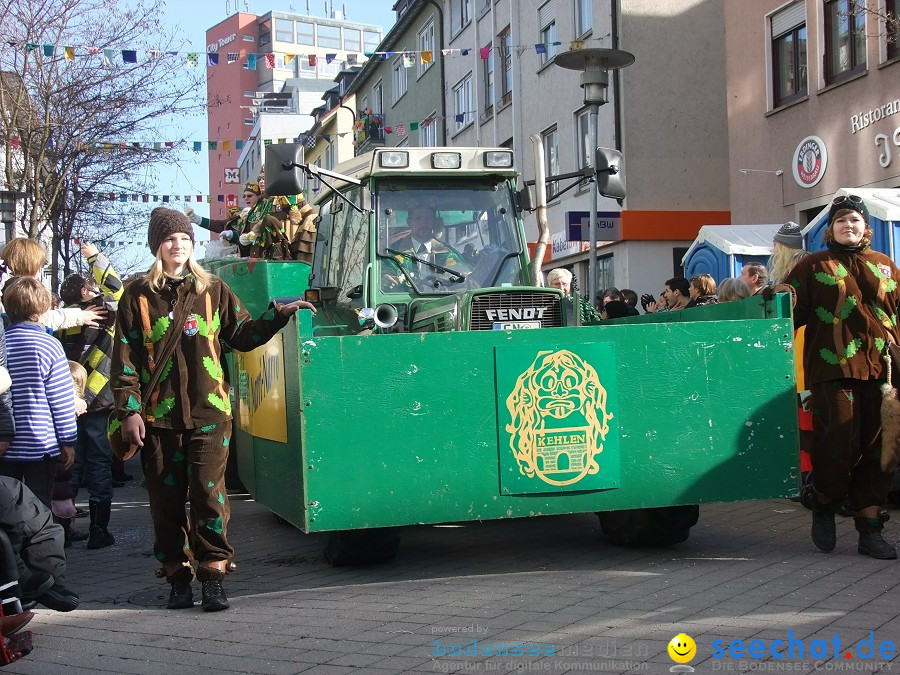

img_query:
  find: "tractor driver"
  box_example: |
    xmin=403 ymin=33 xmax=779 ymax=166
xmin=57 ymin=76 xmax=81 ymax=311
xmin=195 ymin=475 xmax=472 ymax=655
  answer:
xmin=382 ymin=208 xmax=469 ymax=291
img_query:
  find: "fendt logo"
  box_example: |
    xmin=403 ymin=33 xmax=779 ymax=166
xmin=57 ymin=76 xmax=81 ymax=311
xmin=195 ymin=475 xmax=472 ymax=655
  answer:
xmin=485 ymin=307 xmax=548 ymax=322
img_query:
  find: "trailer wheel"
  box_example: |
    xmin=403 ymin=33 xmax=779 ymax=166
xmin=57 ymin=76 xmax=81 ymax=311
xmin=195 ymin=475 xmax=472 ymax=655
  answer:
xmin=322 ymin=528 xmax=401 ymax=566
xmin=273 ymin=513 xmax=293 ymax=527
xmin=597 ymin=505 xmax=699 ymax=547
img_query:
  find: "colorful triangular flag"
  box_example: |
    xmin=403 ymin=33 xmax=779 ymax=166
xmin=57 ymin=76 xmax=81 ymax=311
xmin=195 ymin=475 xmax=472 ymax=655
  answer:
xmin=207 ymin=52 xmax=219 ymax=66
xmin=421 ymin=51 xmax=433 ymax=64
xmin=186 ymin=52 xmax=199 ymax=67
xmin=122 ymin=50 xmax=137 ymax=63
xmin=227 ymin=52 xmax=239 ymax=63
xmin=308 ymin=54 xmax=317 ymax=66
xmin=246 ymin=54 xmax=257 ymax=70
xmin=63 ymin=46 xmax=75 ymax=61
xmin=264 ymin=53 xmax=275 ymax=69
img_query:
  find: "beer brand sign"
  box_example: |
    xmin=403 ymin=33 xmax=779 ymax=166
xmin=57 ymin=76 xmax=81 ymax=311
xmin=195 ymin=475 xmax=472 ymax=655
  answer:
xmin=496 ymin=345 xmax=619 ymax=494
xmin=792 ymin=135 xmax=828 ymax=188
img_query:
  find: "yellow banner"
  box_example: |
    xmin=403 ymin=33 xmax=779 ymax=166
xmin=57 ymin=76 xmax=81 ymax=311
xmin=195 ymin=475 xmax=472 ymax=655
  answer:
xmin=235 ymin=334 xmax=287 ymax=442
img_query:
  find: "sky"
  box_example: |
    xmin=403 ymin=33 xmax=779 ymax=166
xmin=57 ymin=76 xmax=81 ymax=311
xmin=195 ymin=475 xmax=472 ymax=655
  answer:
xmin=146 ymin=0 xmax=397 ymax=240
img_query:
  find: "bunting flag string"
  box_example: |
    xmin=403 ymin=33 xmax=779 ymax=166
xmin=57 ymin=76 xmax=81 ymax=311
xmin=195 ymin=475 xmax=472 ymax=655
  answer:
xmin=10 ymin=36 xmax=602 ymax=69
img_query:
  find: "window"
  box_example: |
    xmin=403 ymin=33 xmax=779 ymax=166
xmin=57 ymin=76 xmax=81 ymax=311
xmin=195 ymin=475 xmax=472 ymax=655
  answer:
xmin=453 ymin=73 xmax=474 ymax=132
xmin=483 ymin=43 xmax=494 ymax=109
xmin=420 ymin=110 xmax=439 ymax=147
xmin=323 ymin=188 xmax=369 ymax=307
xmin=451 ymin=0 xmax=471 ymax=36
xmin=888 ymin=0 xmax=898 ymax=61
xmin=500 ymin=28 xmax=512 ymax=102
xmin=259 ymin=28 xmax=271 ymax=48
xmin=575 ymin=0 xmax=592 ymax=36
xmin=274 ymin=18 xmax=293 ymax=43
xmin=418 ymin=20 xmax=435 ymax=77
xmin=539 ymin=1 xmax=558 ymax=66
xmin=542 ymin=125 xmax=559 ymax=198
xmin=364 ymin=30 xmax=381 ymax=52
xmin=299 ymin=57 xmax=316 ymax=75
xmin=297 ymin=21 xmax=315 ymax=45
xmin=242 ymin=34 xmax=255 ymax=42
xmin=318 ymin=24 xmax=341 ymax=49
xmin=575 ymin=108 xmax=590 ymax=169
xmin=393 ymin=57 xmax=408 ymax=103
xmin=824 ymin=0 xmax=866 ymax=83
xmin=243 ymin=90 xmax=254 ymax=98
xmin=771 ymin=2 xmax=807 ymax=106
xmin=344 ymin=28 xmax=361 ymax=52
xmin=244 ymin=117 xmax=253 ymax=125
xmin=373 ymin=80 xmax=384 ymax=113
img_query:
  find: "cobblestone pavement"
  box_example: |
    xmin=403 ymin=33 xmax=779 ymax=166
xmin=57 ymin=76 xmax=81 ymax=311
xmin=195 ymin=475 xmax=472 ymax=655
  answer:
xmin=5 ymin=465 xmax=899 ymax=675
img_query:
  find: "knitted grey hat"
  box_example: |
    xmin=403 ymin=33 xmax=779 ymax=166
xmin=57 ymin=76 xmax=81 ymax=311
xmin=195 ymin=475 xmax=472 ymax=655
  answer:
xmin=773 ymin=221 xmax=803 ymax=249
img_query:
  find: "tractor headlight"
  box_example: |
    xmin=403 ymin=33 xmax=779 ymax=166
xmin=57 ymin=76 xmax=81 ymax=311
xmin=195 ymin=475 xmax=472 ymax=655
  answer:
xmin=484 ymin=151 xmax=513 ymax=168
xmin=431 ymin=152 xmax=461 ymax=169
xmin=378 ymin=151 xmax=409 ymax=168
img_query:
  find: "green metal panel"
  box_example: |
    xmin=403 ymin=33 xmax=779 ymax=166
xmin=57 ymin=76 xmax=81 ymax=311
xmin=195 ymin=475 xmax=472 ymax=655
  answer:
xmin=214 ymin=260 xmax=311 ymax=316
xmin=295 ymin=312 xmax=798 ymax=532
xmin=495 ymin=343 xmax=620 ymax=495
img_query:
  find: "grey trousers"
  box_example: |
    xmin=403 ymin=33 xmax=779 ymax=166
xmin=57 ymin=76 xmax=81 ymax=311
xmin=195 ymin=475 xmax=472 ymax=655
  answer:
xmin=0 ymin=476 xmax=66 ymax=586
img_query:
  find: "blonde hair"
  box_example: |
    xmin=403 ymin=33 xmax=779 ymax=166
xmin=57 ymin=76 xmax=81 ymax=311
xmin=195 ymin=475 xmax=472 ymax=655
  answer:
xmin=145 ymin=249 xmax=210 ymax=294
xmin=2 ymin=276 xmax=51 ymax=322
xmin=1 ymin=238 xmax=47 ymax=278
xmin=769 ymin=241 xmax=809 ymax=285
xmin=717 ymin=277 xmax=751 ymax=303
xmin=68 ymin=360 xmax=87 ymax=398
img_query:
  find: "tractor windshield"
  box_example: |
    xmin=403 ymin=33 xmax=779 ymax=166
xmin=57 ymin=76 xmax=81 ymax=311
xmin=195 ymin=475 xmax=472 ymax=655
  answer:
xmin=375 ymin=177 xmax=524 ymax=295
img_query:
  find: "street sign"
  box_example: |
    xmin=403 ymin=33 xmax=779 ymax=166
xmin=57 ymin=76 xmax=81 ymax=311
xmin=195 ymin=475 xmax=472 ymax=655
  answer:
xmin=566 ymin=211 xmax=622 ymax=241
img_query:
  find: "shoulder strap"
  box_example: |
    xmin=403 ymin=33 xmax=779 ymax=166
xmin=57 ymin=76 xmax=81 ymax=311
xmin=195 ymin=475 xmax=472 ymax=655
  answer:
xmin=137 ymin=281 xmax=197 ymax=419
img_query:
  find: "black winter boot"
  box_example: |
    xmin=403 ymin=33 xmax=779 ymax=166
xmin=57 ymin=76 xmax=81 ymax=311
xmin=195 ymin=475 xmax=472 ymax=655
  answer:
xmin=855 ymin=516 xmax=898 ymax=559
xmin=87 ymin=500 xmax=115 ymax=549
xmin=166 ymin=567 xmax=194 ymax=609
xmin=197 ymin=566 xmax=229 ymax=612
xmin=811 ymin=501 xmax=836 ymax=552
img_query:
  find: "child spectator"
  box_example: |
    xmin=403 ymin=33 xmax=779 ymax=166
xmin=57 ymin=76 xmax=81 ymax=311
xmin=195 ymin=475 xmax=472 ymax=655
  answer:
xmin=57 ymin=242 xmax=122 ymax=549
xmin=0 ymin=238 xmax=105 ymax=330
xmin=0 ymin=277 xmax=77 ymax=508
xmin=52 ymin=362 xmax=89 ymax=548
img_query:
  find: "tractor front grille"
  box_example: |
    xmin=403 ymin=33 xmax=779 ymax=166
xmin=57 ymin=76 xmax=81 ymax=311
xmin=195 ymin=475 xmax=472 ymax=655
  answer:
xmin=469 ymin=292 xmax=562 ymax=331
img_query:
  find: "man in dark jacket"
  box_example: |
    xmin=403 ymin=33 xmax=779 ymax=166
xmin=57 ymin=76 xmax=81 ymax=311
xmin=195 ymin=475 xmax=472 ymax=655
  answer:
xmin=57 ymin=242 xmax=122 ymax=550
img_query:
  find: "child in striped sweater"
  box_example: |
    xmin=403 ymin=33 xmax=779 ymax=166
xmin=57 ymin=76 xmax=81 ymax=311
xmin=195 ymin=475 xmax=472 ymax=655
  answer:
xmin=0 ymin=277 xmax=77 ymax=509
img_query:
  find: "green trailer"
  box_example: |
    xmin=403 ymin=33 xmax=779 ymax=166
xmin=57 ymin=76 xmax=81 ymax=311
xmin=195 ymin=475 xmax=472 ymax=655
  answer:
xmin=210 ymin=146 xmax=799 ymax=564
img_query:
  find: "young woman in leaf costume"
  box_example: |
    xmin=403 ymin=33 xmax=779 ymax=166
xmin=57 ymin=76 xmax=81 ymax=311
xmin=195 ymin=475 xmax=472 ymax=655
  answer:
xmin=110 ymin=208 xmax=314 ymax=611
xmin=783 ymin=195 xmax=899 ymax=560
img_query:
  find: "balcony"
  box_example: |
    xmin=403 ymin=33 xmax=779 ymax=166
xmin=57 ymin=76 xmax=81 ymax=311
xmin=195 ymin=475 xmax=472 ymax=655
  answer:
xmin=355 ymin=112 xmax=386 ymax=154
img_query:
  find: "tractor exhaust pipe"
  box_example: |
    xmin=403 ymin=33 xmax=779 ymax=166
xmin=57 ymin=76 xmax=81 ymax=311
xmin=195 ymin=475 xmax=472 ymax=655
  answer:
xmin=529 ymin=133 xmax=550 ymax=287
xmin=374 ymin=303 xmax=398 ymax=329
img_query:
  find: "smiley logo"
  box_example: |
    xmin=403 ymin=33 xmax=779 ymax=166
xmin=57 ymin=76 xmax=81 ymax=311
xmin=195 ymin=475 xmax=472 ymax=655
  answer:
xmin=668 ymin=633 xmax=696 ymax=664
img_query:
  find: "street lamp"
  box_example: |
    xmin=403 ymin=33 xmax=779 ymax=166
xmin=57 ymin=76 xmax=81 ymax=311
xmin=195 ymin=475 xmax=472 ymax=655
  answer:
xmin=554 ymin=48 xmax=634 ymax=304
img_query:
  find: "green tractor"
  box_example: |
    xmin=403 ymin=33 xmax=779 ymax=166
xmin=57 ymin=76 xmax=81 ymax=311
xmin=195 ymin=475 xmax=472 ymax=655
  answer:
xmin=209 ymin=144 xmax=798 ymax=565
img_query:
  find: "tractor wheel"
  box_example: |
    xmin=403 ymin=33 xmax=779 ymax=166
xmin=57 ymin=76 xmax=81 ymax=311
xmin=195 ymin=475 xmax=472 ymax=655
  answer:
xmin=322 ymin=528 xmax=401 ymax=566
xmin=597 ymin=505 xmax=699 ymax=547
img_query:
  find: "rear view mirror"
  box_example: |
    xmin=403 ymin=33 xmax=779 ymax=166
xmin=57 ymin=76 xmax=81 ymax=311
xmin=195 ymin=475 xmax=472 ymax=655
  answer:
xmin=516 ymin=186 xmax=534 ymax=212
xmin=594 ymin=147 xmax=626 ymax=200
xmin=265 ymin=143 xmax=304 ymax=196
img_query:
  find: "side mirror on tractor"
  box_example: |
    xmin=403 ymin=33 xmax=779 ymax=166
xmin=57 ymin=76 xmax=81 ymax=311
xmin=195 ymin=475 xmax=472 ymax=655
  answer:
xmin=265 ymin=143 xmax=305 ymax=196
xmin=595 ymin=147 xmax=626 ymax=201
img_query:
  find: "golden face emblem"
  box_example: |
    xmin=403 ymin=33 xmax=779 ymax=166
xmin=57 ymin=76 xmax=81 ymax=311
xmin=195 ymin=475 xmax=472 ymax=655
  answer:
xmin=505 ymin=349 xmax=614 ymax=486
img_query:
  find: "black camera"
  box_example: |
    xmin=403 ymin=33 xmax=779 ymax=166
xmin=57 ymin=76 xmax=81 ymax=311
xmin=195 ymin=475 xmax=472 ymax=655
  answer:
xmin=640 ymin=293 xmax=655 ymax=310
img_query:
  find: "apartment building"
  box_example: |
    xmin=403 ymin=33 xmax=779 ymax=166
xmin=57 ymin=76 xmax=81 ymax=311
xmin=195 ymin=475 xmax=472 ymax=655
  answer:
xmin=205 ymin=10 xmax=382 ymax=219
xmin=725 ymin=0 xmax=899 ymax=226
xmin=444 ymin=0 xmax=732 ymax=298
